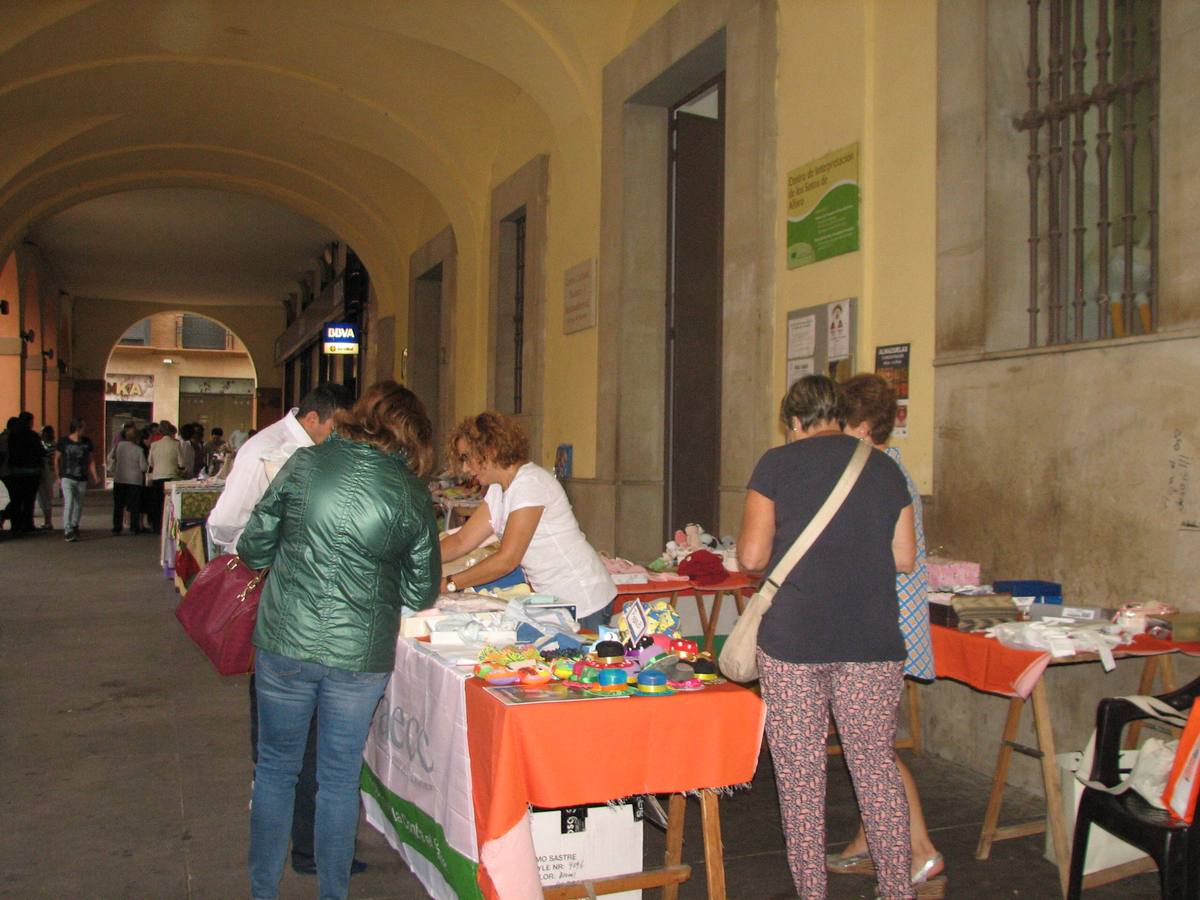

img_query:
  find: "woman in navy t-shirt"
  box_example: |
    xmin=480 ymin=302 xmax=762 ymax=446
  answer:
xmin=738 ymin=375 xmax=917 ymax=900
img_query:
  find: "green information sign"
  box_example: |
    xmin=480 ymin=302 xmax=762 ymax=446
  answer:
xmin=786 ymin=143 xmax=859 ymax=269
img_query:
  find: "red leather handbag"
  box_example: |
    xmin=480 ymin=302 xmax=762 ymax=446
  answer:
xmin=175 ymin=555 xmax=266 ymax=675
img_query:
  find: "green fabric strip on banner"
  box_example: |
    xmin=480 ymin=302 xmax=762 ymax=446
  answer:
xmin=360 ymin=766 xmax=483 ymax=900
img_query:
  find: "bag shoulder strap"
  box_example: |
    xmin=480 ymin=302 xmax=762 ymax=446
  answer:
xmin=760 ymin=441 xmax=871 ymax=600
xmin=1076 ymin=694 xmax=1190 ymax=794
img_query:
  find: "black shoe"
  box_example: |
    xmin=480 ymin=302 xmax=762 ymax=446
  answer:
xmin=290 ymin=855 xmax=368 ymax=876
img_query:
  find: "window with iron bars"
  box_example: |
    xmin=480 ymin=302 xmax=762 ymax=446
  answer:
xmin=1014 ymin=0 xmax=1159 ymax=346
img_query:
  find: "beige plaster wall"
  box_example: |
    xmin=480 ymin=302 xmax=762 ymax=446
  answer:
xmin=70 ymin=298 xmax=283 ymax=390
xmin=775 ymin=0 xmax=938 ymax=494
xmin=106 ymin=347 xmax=256 ymax=429
xmin=926 ymin=0 xmax=1200 ymax=788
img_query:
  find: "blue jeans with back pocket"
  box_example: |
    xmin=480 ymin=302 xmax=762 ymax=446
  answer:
xmin=248 ymin=648 xmax=390 ymax=900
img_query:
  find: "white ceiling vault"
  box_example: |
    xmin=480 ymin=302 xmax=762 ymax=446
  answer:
xmin=27 ymin=188 xmax=334 ymax=307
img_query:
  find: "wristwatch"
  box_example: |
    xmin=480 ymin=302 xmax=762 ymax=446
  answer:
xmin=445 ymin=579 xmax=459 ymax=593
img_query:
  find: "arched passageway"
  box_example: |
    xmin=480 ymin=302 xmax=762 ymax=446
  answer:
xmin=102 ymin=311 xmax=257 ymax=462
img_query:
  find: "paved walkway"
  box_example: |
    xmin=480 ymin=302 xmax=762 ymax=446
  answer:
xmin=0 ymin=491 xmax=1160 ymax=898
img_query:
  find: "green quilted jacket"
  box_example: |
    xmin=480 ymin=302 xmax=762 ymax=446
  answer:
xmin=238 ymin=432 xmax=440 ymax=672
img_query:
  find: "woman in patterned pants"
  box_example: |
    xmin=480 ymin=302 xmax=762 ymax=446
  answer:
xmin=739 ymin=375 xmax=917 ymax=899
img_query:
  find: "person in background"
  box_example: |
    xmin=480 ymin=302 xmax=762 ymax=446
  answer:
xmin=136 ymin=426 xmax=153 ymax=531
xmin=438 ymin=411 xmax=616 ymax=631
xmin=189 ymin=424 xmax=206 ymax=478
xmin=148 ymin=421 xmax=162 ymax=443
xmin=203 ymin=427 xmax=225 ymax=474
xmin=825 ymin=373 xmax=943 ymax=894
xmin=108 ymin=423 xmax=147 ymax=535
xmin=56 ymin=419 xmax=99 ymax=542
xmin=146 ymin=421 xmax=184 ymax=534
xmin=38 ymin=425 xmax=56 ymax=530
xmin=7 ymin=412 xmax=45 ymax=534
xmin=178 ymin=423 xmax=196 ymax=480
xmin=738 ymin=375 xmax=917 ymax=900
xmin=239 ymin=381 xmax=440 ymax=900
xmin=229 ymin=426 xmax=250 ymax=452
xmin=207 ymin=383 xmax=358 ymax=880
xmin=1 ymin=417 xmax=18 ymax=531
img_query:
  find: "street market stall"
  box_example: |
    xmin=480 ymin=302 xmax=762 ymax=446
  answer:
xmin=362 ymin=634 xmax=764 ymax=899
xmin=159 ymin=478 xmax=223 ymax=590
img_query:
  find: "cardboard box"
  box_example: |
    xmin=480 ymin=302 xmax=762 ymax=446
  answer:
xmin=928 ymin=593 xmax=1018 ymax=631
xmin=1045 ymin=751 xmax=1149 ymax=875
xmin=531 ymin=799 xmax=644 ymax=899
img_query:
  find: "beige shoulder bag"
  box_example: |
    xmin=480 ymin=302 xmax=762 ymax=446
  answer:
xmin=719 ymin=441 xmax=871 ymax=682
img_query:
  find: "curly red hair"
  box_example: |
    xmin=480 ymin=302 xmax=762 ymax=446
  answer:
xmin=447 ymin=411 xmax=530 ymax=472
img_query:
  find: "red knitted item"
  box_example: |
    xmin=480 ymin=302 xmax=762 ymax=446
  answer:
xmin=677 ymin=549 xmax=727 ymax=586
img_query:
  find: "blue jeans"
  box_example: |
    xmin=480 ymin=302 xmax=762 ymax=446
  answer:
xmin=577 ymin=600 xmax=614 ymax=633
xmin=60 ymin=478 xmax=87 ymax=533
xmin=248 ymin=649 xmax=390 ymax=900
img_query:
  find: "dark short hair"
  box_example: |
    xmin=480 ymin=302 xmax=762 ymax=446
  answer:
xmin=6 ymin=417 xmax=18 ymax=430
xmin=448 ymin=412 xmax=530 ymax=471
xmin=840 ymin=374 xmax=898 ymax=446
xmin=299 ymin=383 xmax=356 ymax=422
xmin=780 ymin=375 xmax=842 ymax=432
xmin=210 ymin=427 xmax=223 ymax=437
xmin=334 ymin=380 xmax=434 ymax=476
xmin=179 ymin=423 xmax=194 ymax=440
xmin=42 ymin=425 xmax=55 ymax=440
xmin=69 ymin=418 xmax=84 ymax=433
xmin=18 ymin=411 xmax=33 ymax=425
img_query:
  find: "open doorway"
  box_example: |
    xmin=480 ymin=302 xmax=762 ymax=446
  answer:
xmin=665 ymin=77 xmax=725 ymax=538
xmin=408 ymin=262 xmax=445 ymax=454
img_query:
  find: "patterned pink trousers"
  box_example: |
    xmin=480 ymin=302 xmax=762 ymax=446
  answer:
xmin=758 ymin=650 xmax=913 ymax=899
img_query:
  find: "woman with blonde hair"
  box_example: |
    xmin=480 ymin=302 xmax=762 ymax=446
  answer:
xmin=438 ymin=411 xmax=616 ymax=630
xmin=238 ymin=380 xmax=440 ymax=900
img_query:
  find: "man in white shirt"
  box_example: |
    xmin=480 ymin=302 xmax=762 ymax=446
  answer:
xmin=205 ymin=383 xmax=356 ymax=878
xmin=207 ymin=385 xmax=353 ymax=553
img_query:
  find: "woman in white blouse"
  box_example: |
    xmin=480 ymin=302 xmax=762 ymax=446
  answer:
xmin=437 ymin=412 xmax=616 ymax=630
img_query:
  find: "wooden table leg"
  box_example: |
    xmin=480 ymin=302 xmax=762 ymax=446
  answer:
xmin=698 ymin=790 xmax=727 ymax=900
xmin=662 ymin=793 xmax=687 ymax=900
xmin=700 ymin=592 xmax=724 ymax=655
xmin=976 ymin=696 xmax=1024 ymax=860
xmin=1160 ymin=654 xmax=1178 ymax=692
xmin=1031 ymin=680 xmax=1070 ymax=898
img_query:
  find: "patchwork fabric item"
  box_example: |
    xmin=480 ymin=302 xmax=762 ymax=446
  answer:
xmin=887 ymin=448 xmax=935 ymax=681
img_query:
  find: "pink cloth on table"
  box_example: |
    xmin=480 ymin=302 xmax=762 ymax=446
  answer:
xmin=925 ymin=557 xmax=981 ymax=590
xmin=603 ymin=556 xmax=651 ymax=575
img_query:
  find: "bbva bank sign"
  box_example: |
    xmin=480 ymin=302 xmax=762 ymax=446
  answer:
xmin=323 ymin=323 xmax=359 ymax=355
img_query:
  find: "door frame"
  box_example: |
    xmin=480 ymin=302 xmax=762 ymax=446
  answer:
xmin=407 ymin=225 xmax=457 ymax=464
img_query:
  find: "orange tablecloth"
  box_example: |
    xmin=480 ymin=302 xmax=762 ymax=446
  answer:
xmin=464 ymin=678 xmax=764 ymax=898
xmin=932 ymin=624 xmax=1200 ymax=699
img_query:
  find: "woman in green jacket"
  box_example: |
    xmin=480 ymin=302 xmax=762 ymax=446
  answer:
xmin=239 ymin=381 xmax=440 ymax=900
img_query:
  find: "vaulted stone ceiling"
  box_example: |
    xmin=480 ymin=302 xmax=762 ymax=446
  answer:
xmin=0 ymin=0 xmax=677 ymax=308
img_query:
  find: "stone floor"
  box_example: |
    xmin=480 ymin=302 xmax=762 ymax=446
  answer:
xmin=0 ymin=492 xmax=1163 ymax=899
